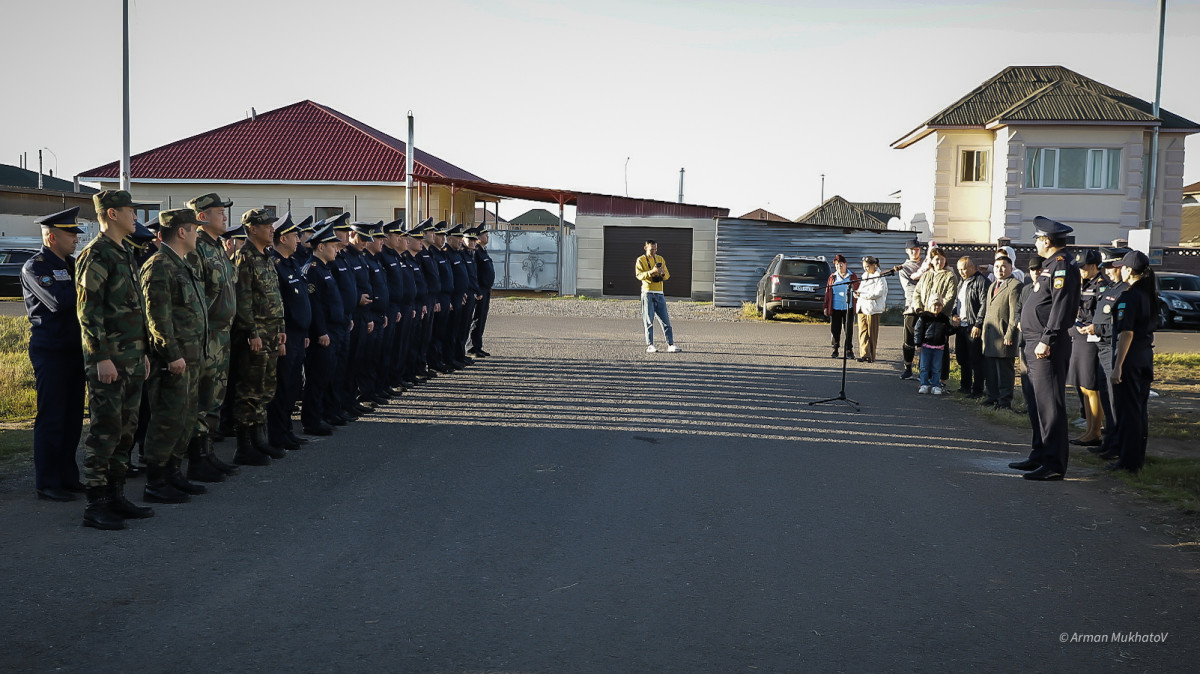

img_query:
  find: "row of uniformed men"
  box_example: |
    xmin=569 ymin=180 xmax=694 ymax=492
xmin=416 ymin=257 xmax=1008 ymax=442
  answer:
xmin=22 ymin=190 xmax=494 ymax=530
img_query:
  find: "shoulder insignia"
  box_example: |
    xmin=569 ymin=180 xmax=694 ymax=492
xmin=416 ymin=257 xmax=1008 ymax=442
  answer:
xmin=1053 ymin=270 xmax=1067 ymax=277
xmin=1117 ymin=302 xmax=1125 ymax=309
xmin=308 ymin=283 xmax=316 ymax=294
xmin=1103 ymin=305 xmax=1111 ymax=314
xmin=32 ymin=254 xmax=44 ymax=262
xmin=1053 ymin=278 xmax=1064 ymax=289
xmin=39 ymin=274 xmax=54 ymax=287
xmin=1056 ymin=255 xmax=1065 ymax=261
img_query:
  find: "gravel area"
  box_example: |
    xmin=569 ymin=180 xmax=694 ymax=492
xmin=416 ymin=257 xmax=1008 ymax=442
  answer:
xmin=488 ymin=296 xmax=745 ymax=321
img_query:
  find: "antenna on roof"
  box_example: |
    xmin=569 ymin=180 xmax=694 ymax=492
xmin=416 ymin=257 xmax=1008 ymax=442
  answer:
xmin=250 ymin=107 xmax=258 ymax=121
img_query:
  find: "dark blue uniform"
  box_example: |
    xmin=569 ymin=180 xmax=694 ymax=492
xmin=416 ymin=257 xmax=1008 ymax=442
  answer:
xmin=1019 ymin=250 xmax=1081 ymax=475
xmin=455 ymin=246 xmax=480 ymax=362
xmin=381 ymin=245 xmax=410 ymax=389
xmin=444 ymin=245 xmax=470 ymax=363
xmin=22 ymin=246 xmax=86 ymax=493
xmin=1111 ymin=278 xmax=1156 ymax=472
xmin=470 ymin=244 xmax=496 ymax=354
xmin=417 ymin=246 xmax=445 ymax=370
xmin=268 ymin=252 xmax=312 ymax=447
xmin=328 ymin=249 xmax=359 ymax=415
xmin=1092 ymin=277 xmax=1128 ymax=458
xmin=341 ymin=245 xmax=374 ymax=407
xmin=403 ymin=248 xmax=428 ymax=379
xmin=364 ymin=248 xmax=391 ymax=397
xmin=303 ymin=256 xmax=346 ymax=430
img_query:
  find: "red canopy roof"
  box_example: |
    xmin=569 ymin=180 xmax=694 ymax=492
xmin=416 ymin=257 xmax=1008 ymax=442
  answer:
xmin=78 ymin=100 xmax=485 ymax=184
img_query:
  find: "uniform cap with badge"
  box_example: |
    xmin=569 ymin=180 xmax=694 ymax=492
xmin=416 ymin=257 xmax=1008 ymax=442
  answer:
xmin=1098 ymin=247 xmax=1131 ymax=268
xmin=224 ymin=225 xmax=248 ymax=240
xmin=447 ymin=223 xmax=464 ymax=237
xmin=1075 ymin=249 xmax=1102 ymax=267
xmin=295 ymin=215 xmax=315 ymax=233
xmin=1111 ymin=250 xmax=1150 ymax=273
xmin=157 ymin=208 xmax=201 ymax=230
xmin=34 ymin=207 xmax=85 ymax=234
xmin=187 ymin=192 xmax=233 ymax=212
xmin=309 ymin=224 xmax=339 ymax=246
xmin=1033 ymin=216 xmax=1073 ymax=239
xmin=329 ymin=212 xmax=353 ymax=230
xmin=92 ymin=189 xmax=152 ymax=213
xmin=433 ymin=220 xmax=449 ymax=235
xmin=242 ymin=208 xmax=279 ymax=227
xmin=464 ymin=226 xmax=479 ymax=240
xmin=349 ymin=221 xmax=375 ymax=238
xmin=272 ymin=212 xmax=300 ymax=237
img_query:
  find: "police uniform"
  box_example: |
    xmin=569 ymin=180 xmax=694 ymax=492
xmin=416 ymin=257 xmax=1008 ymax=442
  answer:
xmin=455 ymin=226 xmax=480 ymax=364
xmin=362 ymin=223 xmax=392 ymax=402
xmin=1011 ymin=217 xmax=1082 ymax=480
xmin=326 ymin=213 xmax=364 ymax=418
xmin=301 ymin=225 xmax=345 ymax=433
xmin=469 ymin=225 xmax=495 ymax=357
xmin=430 ymin=222 xmax=457 ymax=370
xmin=401 ymin=223 xmax=429 ymax=383
xmin=267 ymin=214 xmax=313 ymax=451
xmin=1090 ymin=248 xmax=1131 ymax=460
xmin=1109 ymin=251 xmax=1156 ymax=473
xmin=21 ymin=208 xmax=87 ymax=501
xmin=230 ymin=208 xmax=286 ymax=465
xmin=140 ymin=209 xmax=213 ymax=502
xmin=76 ymin=190 xmax=156 ymax=529
xmin=414 ymin=219 xmax=444 ymax=374
xmin=442 ymin=224 xmax=472 ymax=367
xmin=380 ymin=218 xmax=410 ymax=394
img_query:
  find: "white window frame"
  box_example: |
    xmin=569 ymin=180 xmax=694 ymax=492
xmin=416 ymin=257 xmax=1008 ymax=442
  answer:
xmin=1026 ymin=147 xmax=1121 ymax=191
xmin=959 ymin=147 xmax=990 ymax=185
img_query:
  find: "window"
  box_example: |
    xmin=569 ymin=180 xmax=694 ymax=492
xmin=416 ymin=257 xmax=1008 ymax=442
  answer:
xmin=393 ymin=207 xmax=406 ymax=222
xmin=136 ymin=205 xmax=160 ymax=226
xmin=960 ymin=149 xmax=988 ymax=183
xmin=1026 ymin=147 xmax=1121 ymax=190
xmin=314 ymin=206 xmax=343 ymax=221
xmin=262 ymin=205 xmax=277 ymax=217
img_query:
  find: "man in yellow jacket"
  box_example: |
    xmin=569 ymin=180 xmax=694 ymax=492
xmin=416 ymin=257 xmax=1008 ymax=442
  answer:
xmin=635 ymin=240 xmax=679 ymax=353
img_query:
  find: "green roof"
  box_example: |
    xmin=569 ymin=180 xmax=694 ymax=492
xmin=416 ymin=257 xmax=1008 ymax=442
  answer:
xmin=794 ymin=196 xmax=898 ymax=231
xmin=509 ymin=208 xmax=574 ymax=227
xmin=894 ymin=66 xmax=1200 ymax=148
xmin=0 ymin=163 xmax=97 ymax=193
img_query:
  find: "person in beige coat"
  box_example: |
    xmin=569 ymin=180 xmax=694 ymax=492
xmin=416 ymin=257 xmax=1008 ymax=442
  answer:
xmin=912 ymin=248 xmax=958 ymax=384
xmin=853 ymin=256 xmax=888 ymax=363
xmin=980 ymin=256 xmax=1022 ymax=409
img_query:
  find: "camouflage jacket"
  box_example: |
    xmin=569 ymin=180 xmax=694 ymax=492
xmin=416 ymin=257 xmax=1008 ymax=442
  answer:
xmin=193 ymin=230 xmax=237 ymax=332
xmin=141 ymin=243 xmax=209 ymax=364
xmin=75 ymin=232 xmax=148 ymax=373
xmin=232 ymin=243 xmax=284 ymax=339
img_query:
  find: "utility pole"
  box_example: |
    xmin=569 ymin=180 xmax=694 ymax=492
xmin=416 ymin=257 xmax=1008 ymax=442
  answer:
xmin=1144 ymin=0 xmax=1167 ymax=242
xmin=120 ymin=0 xmax=131 ymax=191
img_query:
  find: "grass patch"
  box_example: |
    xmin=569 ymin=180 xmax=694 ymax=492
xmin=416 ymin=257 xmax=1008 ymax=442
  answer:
xmin=0 ymin=426 xmax=34 ymax=464
xmin=1077 ymin=452 xmax=1200 ymax=514
xmin=739 ymin=301 xmax=825 ymax=323
xmin=0 ymin=317 xmax=35 ymax=423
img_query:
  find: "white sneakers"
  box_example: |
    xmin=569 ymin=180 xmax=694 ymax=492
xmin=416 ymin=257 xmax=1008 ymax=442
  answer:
xmin=932 ymin=386 xmax=945 ymax=395
xmin=646 ymin=344 xmax=680 ymax=353
xmin=918 ymin=385 xmax=930 ymax=394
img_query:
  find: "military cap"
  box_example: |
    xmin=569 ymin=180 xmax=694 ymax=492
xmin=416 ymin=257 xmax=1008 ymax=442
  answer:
xmin=463 ymin=226 xmax=479 ymax=240
xmin=145 ymin=219 xmax=161 ymax=232
xmin=329 ymin=212 xmax=353 ymax=230
xmin=904 ymin=237 xmax=922 ymax=249
xmin=432 ymin=220 xmax=449 ymax=235
xmin=371 ymin=222 xmax=387 ymax=239
xmin=129 ymin=220 xmax=157 ymax=243
xmin=187 ymin=192 xmax=233 ymax=212
xmin=349 ymin=221 xmax=375 ymax=238
xmin=295 ymin=215 xmax=315 ymax=233
xmin=272 ymin=212 xmax=300 ymax=236
xmin=93 ymin=189 xmax=150 ymax=212
xmin=447 ymin=223 xmax=464 ymax=237
xmin=225 ymin=225 xmax=248 ymax=240
xmin=1033 ymin=216 xmax=1073 ymax=238
xmin=1112 ymin=250 xmax=1150 ymax=273
xmin=242 ymin=208 xmax=278 ymax=227
xmin=309 ymin=224 xmax=339 ymax=246
xmin=384 ymin=216 xmax=405 ymax=234
xmin=158 ymin=208 xmax=200 ymax=229
xmin=1099 ymin=246 xmax=1131 ymax=268
xmin=1075 ymin=249 xmax=1102 ymax=267
xmin=1027 ymin=255 xmax=1045 ymax=271
xmin=311 ymin=217 xmax=328 ymax=231
xmin=34 ymin=207 xmax=84 ymax=233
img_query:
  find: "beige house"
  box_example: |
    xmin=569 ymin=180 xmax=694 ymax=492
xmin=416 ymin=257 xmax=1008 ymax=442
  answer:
xmin=77 ymin=100 xmax=490 ymax=227
xmin=893 ymin=66 xmax=1200 ymax=246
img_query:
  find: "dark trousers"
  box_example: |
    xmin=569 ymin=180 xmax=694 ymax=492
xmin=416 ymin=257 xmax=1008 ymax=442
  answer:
xmin=470 ymin=290 xmax=491 ymax=351
xmin=302 ymin=327 xmax=339 ymax=428
xmin=395 ymin=306 xmax=415 ymax=382
xmin=902 ymin=314 xmax=917 ymax=364
xmin=984 ymin=355 xmax=1015 ymax=407
xmin=829 ymin=308 xmax=853 ymax=354
xmin=361 ymin=313 xmax=385 ymax=397
xmin=1113 ymin=363 xmax=1151 ymax=471
xmin=955 ymin=326 xmax=986 ymax=393
xmin=267 ymin=329 xmax=306 ymax=443
xmin=328 ymin=319 xmax=352 ymax=415
xmin=345 ymin=312 xmax=371 ymax=405
xmin=30 ymin=346 xmax=85 ymax=490
xmin=1097 ymin=343 xmax=1119 ymax=456
xmin=455 ymin=295 xmax=476 ymax=361
xmin=1023 ymin=336 xmax=1072 ymax=474
xmin=417 ymin=299 xmax=437 ymax=370
xmin=431 ymin=296 xmax=453 ymax=365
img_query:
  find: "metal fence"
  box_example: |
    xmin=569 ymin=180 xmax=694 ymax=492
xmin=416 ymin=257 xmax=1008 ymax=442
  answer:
xmin=490 ymin=229 xmax=572 ymax=292
xmin=713 ymin=218 xmax=916 ymax=308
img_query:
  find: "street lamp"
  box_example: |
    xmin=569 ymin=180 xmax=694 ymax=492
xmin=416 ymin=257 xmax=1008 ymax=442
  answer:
xmin=41 ymin=147 xmax=58 ymax=178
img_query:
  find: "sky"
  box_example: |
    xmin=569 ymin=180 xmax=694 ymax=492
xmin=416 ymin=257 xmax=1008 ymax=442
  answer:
xmin=4 ymin=0 xmax=1200 ymax=222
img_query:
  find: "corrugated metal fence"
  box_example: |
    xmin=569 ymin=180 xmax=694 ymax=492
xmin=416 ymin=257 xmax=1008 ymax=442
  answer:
xmin=714 ymin=218 xmax=916 ymax=308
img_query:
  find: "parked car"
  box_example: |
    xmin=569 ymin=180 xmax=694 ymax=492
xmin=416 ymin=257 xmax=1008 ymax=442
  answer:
xmin=0 ymin=248 xmax=39 ymax=297
xmin=1156 ymin=272 xmax=1200 ymax=329
xmin=754 ymin=254 xmax=830 ymax=320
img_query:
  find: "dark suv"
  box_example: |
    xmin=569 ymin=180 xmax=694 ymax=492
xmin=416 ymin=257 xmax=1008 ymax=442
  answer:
xmin=754 ymin=254 xmax=830 ymax=319
xmin=1156 ymin=272 xmax=1200 ymax=329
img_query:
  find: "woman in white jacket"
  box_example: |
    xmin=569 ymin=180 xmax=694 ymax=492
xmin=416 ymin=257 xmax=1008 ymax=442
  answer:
xmin=854 ymin=256 xmax=888 ymax=363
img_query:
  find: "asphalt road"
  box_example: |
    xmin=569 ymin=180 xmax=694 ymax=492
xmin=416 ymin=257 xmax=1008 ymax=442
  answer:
xmin=1 ymin=315 xmax=1198 ymax=672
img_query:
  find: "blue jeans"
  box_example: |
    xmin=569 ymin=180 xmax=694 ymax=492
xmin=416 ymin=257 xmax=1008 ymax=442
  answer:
xmin=642 ymin=292 xmax=674 ymax=346
xmin=920 ymin=346 xmax=944 ymax=387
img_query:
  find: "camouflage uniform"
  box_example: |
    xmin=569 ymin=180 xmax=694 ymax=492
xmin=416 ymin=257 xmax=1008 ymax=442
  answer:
xmin=231 ymin=241 xmax=285 ymax=427
xmin=76 ymin=233 xmax=149 ymax=488
xmin=141 ymin=243 xmax=209 ymax=467
xmin=192 ymin=229 xmax=237 ymax=434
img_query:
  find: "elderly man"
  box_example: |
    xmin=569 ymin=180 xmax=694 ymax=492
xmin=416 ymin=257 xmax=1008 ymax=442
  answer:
xmin=981 ymin=256 xmax=1022 ymax=410
xmin=952 ymin=256 xmax=990 ymax=397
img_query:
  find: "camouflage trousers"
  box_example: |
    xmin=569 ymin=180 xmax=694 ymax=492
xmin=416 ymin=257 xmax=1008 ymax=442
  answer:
xmin=82 ymin=369 xmax=144 ymax=488
xmin=143 ymin=359 xmax=201 ymax=467
xmin=231 ymin=334 xmax=279 ymax=427
xmin=197 ymin=325 xmax=231 ymax=435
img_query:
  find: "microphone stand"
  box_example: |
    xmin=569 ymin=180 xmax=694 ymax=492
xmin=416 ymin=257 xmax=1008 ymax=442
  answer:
xmin=809 ymin=273 xmax=875 ymax=412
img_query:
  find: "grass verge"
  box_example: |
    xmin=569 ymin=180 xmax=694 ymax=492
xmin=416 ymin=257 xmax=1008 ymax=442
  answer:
xmin=739 ymin=302 xmax=825 ymax=323
xmin=0 ymin=317 xmax=35 ymax=422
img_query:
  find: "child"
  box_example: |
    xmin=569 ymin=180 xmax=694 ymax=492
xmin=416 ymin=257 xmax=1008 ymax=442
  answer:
xmin=914 ymin=300 xmax=951 ymax=394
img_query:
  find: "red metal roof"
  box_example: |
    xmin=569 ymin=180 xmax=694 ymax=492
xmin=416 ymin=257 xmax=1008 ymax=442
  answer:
xmin=77 ymin=100 xmax=485 ymax=183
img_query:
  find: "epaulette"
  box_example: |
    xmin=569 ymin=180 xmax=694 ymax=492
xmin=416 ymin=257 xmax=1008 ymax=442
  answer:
xmin=1056 ymin=255 xmax=1065 ymax=261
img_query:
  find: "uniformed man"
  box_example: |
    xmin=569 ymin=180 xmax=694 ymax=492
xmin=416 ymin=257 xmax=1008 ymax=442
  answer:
xmin=187 ymin=192 xmax=240 ymax=476
xmin=344 ymin=221 xmax=380 ymax=407
xmin=1087 ymin=247 xmax=1131 ymax=461
xmin=401 ymin=221 xmax=430 ymax=385
xmin=1107 ymin=250 xmax=1157 ymax=473
xmin=363 ymin=222 xmax=393 ymax=404
xmin=300 ymin=225 xmax=344 ymax=435
xmin=445 ymin=224 xmax=475 ymax=367
xmin=267 ymin=213 xmax=312 ymax=451
xmin=327 ymin=212 xmax=367 ymax=420
xmin=412 ymin=219 xmax=442 ymax=378
xmin=230 ymin=208 xmax=287 ymax=465
xmin=127 ymin=219 xmax=159 ymax=478
xmin=293 ymin=215 xmax=315 ymax=269
xmin=21 ymin=207 xmax=87 ymax=502
xmin=1009 ymin=217 xmax=1082 ymax=481
xmin=468 ymin=225 xmax=495 ymax=357
xmin=76 ymin=190 xmax=155 ymax=530
xmin=427 ymin=221 xmax=456 ymax=372
xmin=140 ymin=208 xmax=213 ymax=503
xmin=380 ymin=218 xmax=411 ymax=396
xmin=223 ymin=225 xmax=247 ymax=259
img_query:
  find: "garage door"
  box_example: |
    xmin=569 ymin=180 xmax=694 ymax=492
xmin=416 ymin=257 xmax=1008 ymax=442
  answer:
xmin=603 ymin=226 xmax=693 ymax=297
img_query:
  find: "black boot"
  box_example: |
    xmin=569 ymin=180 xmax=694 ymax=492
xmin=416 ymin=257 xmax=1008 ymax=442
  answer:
xmin=253 ymin=424 xmax=287 ymax=459
xmin=82 ymin=487 xmax=126 ymax=530
xmin=143 ymin=464 xmax=190 ymax=503
xmin=166 ymin=457 xmax=207 ymax=495
xmin=186 ymin=434 xmax=226 ymax=483
xmin=107 ymin=478 xmax=154 ymax=518
xmin=204 ymin=433 xmax=239 ymax=475
xmin=233 ymin=426 xmax=270 ymax=466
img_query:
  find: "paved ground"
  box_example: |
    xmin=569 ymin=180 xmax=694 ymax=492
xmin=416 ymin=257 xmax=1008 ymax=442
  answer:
xmin=1 ymin=313 xmax=1198 ymax=672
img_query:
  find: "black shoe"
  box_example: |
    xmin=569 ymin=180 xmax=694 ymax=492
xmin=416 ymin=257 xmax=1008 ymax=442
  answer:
xmin=36 ymin=487 xmax=77 ymax=502
xmin=1008 ymin=459 xmax=1040 ymax=471
xmin=254 ymin=424 xmax=287 ymax=460
xmin=351 ymin=402 xmax=373 ymax=415
xmin=143 ymin=466 xmax=190 ymax=504
xmin=186 ymin=435 xmax=226 ymax=483
xmin=82 ymin=488 xmax=125 ymax=530
xmin=831 ymin=349 xmax=839 ymax=358
xmin=1069 ymin=438 xmax=1102 ymax=447
xmin=325 ymin=415 xmax=348 ymax=427
xmin=476 ymin=349 xmax=491 ymax=357
xmin=462 ymin=356 xmax=475 ymax=365
xmin=1098 ymin=450 xmax=1121 ymax=461
xmin=1104 ymin=461 xmax=1122 ymax=472
xmin=205 ymin=434 xmax=240 ymax=476
xmin=108 ymin=481 xmax=154 ymax=518
xmin=369 ymin=394 xmax=390 ymax=406
xmin=233 ymin=427 xmax=271 ymax=466
xmin=1023 ymin=466 xmax=1065 ymax=481
xmin=900 ymin=365 xmax=913 ymax=380
xmin=304 ymin=424 xmax=334 ymax=436
xmin=167 ymin=459 xmax=207 ymax=495
xmin=388 ymin=386 xmax=406 ymax=396
xmin=1086 ymin=444 xmax=1108 ymax=455
xmin=274 ymin=436 xmax=300 ymax=451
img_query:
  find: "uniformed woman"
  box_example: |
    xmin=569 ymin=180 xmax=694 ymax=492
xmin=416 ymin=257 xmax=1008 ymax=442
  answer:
xmin=1108 ymin=250 xmax=1157 ymax=474
xmin=1086 ymin=247 xmax=1130 ymax=461
xmin=1067 ymin=249 xmax=1104 ymax=447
